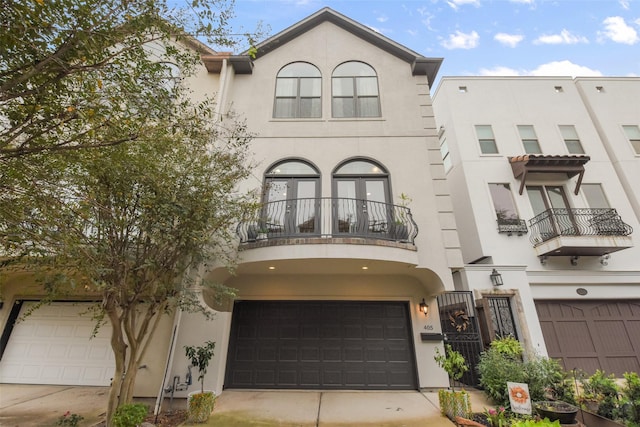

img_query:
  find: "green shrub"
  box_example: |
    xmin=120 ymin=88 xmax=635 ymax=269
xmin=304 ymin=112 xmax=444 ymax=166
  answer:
xmin=490 ymin=336 xmax=523 ymax=358
xmin=622 ymin=372 xmax=640 ymax=427
xmin=583 ymin=370 xmax=620 ymax=420
xmin=477 ymin=342 xmax=574 ymax=408
xmin=55 ymin=412 xmax=84 ymax=427
xmin=112 ymin=403 xmax=148 ymax=427
xmin=511 ymin=418 xmax=561 ymax=427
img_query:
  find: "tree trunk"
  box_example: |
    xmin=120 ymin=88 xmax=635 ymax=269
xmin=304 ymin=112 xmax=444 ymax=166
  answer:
xmin=106 ymin=304 xmax=127 ymax=426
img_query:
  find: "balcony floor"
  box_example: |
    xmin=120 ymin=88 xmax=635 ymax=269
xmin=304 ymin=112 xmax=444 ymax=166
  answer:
xmin=533 ymin=235 xmax=634 ymax=257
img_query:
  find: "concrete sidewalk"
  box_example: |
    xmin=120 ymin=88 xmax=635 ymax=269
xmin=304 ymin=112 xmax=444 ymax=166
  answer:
xmin=0 ymin=384 xmax=493 ymax=426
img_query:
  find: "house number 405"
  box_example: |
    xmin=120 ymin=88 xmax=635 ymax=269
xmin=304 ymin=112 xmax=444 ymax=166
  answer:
xmin=424 ymin=325 xmax=434 ymax=330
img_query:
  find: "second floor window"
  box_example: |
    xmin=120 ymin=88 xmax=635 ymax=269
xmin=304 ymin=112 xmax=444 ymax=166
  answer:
xmin=332 ymin=61 xmax=380 ymax=118
xmin=518 ymin=125 xmax=542 ymax=154
xmin=274 ymin=62 xmax=321 ymax=118
xmin=559 ymin=125 xmax=585 ymax=154
xmin=475 ymin=125 xmax=498 ymax=154
xmin=489 ymin=183 xmax=519 ymax=222
xmin=623 ymin=125 xmax=640 ymax=154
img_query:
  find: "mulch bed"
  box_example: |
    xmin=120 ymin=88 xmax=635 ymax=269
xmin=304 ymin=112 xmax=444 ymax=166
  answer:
xmin=144 ymin=410 xmax=188 ymax=426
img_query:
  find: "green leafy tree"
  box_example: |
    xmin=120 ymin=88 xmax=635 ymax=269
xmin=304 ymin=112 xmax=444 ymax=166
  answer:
xmin=0 ymin=0 xmax=263 ymax=160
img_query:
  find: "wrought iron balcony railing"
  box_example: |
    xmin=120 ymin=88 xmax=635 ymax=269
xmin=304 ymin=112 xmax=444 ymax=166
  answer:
xmin=529 ymin=208 xmax=633 ymax=245
xmin=237 ymin=197 xmax=418 ymax=244
xmin=497 ymin=217 xmax=528 ymax=235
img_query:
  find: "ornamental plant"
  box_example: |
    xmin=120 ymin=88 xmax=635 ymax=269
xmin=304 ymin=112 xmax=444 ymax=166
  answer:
xmin=185 ymin=340 xmax=216 ymax=394
xmin=55 ymin=412 xmax=84 ymax=427
xmin=484 ymin=406 xmax=507 ymax=427
xmin=434 ymin=344 xmax=469 ymax=392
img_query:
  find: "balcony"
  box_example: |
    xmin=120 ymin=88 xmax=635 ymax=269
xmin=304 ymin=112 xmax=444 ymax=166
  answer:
xmin=237 ymin=197 xmax=418 ymax=245
xmin=528 ymin=208 xmax=633 ymax=257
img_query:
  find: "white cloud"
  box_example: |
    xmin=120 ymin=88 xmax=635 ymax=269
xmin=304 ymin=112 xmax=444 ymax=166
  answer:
xmin=529 ymin=61 xmax=602 ymax=77
xmin=599 ymin=16 xmax=639 ymax=44
xmin=407 ymin=29 xmax=418 ymax=36
xmin=619 ymin=0 xmax=630 ymax=10
xmin=377 ymin=15 xmax=389 ymax=23
xmin=367 ymin=25 xmax=392 ymax=35
xmin=446 ymin=0 xmax=480 ymax=10
xmin=477 ymin=61 xmax=602 ymax=77
xmin=534 ymin=29 xmax=588 ymax=45
xmin=509 ymin=0 xmax=534 ymax=3
xmin=441 ymin=30 xmax=480 ymax=49
xmin=479 ymin=66 xmax=521 ymax=76
xmin=494 ymin=33 xmax=524 ymax=48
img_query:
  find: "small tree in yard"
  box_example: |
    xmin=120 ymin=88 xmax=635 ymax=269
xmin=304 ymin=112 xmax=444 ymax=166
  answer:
xmin=185 ymin=341 xmax=216 ymax=394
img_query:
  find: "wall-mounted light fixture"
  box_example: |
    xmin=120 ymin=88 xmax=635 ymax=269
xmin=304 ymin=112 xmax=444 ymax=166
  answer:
xmin=490 ymin=269 xmax=503 ymax=287
xmin=419 ymin=298 xmax=429 ymax=316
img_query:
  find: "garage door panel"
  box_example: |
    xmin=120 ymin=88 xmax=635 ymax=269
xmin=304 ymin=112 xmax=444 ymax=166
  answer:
xmin=605 ymin=357 xmax=640 ymax=376
xmin=0 ymin=302 xmax=115 ymax=386
xmin=225 ymin=301 xmax=417 ymax=390
xmin=595 ymin=321 xmax=633 ymax=352
xmin=536 ymin=300 xmax=640 ymax=376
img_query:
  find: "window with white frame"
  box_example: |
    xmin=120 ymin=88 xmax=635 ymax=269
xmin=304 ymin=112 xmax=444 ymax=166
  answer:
xmin=332 ymin=61 xmax=380 ymax=118
xmin=518 ymin=125 xmax=542 ymax=154
xmin=475 ymin=125 xmax=498 ymax=154
xmin=623 ymin=125 xmax=640 ymax=154
xmin=559 ymin=125 xmax=585 ymax=154
xmin=273 ymin=62 xmax=321 ymax=118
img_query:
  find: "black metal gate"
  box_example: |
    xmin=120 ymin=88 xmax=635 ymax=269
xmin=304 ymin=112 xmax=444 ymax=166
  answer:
xmin=437 ymin=291 xmax=484 ymax=387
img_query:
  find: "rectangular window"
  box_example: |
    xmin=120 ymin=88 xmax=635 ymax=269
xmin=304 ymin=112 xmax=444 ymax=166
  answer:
xmin=475 ymin=125 xmax=498 ymax=154
xmin=559 ymin=125 xmax=585 ymax=154
xmin=489 ymin=183 xmax=519 ymax=221
xmin=623 ymin=125 xmax=640 ymax=154
xmin=518 ymin=125 xmax=542 ymax=154
xmin=440 ymin=137 xmax=452 ymax=172
xmin=582 ymin=184 xmax=610 ymax=208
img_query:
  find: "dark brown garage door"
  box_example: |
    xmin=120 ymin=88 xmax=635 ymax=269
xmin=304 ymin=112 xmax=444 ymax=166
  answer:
xmin=536 ymin=300 xmax=640 ymax=375
xmin=225 ymin=301 xmax=418 ymax=389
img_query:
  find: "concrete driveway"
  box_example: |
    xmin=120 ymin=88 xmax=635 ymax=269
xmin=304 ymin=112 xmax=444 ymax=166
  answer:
xmin=0 ymin=384 xmax=109 ymax=426
xmin=0 ymin=384 xmax=492 ymax=426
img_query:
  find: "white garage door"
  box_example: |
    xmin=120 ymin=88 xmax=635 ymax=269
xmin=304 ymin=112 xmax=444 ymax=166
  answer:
xmin=0 ymin=302 xmax=115 ymax=386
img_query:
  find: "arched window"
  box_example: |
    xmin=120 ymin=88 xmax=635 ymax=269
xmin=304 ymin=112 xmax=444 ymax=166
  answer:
xmin=332 ymin=159 xmax=391 ymax=235
xmin=273 ymin=62 xmax=321 ymax=118
xmin=263 ymin=160 xmax=320 ymax=235
xmin=332 ymin=61 xmax=380 ymax=118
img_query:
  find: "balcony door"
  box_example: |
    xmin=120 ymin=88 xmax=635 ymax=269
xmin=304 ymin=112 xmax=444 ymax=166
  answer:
xmin=264 ymin=161 xmax=319 ymax=235
xmin=332 ymin=160 xmax=390 ymax=236
xmin=527 ymin=186 xmax=574 ymax=238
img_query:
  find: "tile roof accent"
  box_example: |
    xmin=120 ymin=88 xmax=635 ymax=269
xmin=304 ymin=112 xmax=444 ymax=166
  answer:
xmin=508 ymin=154 xmax=591 ymax=195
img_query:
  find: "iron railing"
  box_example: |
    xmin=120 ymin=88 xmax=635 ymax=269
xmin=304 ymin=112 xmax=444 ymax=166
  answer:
xmin=529 ymin=208 xmax=633 ymax=246
xmin=237 ymin=197 xmax=418 ymax=244
xmin=497 ymin=218 xmax=528 ymax=235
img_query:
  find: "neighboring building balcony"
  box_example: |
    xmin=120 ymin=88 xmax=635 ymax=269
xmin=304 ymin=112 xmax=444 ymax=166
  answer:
xmin=528 ymin=208 xmax=633 ymax=257
xmin=237 ymin=197 xmax=418 ymax=246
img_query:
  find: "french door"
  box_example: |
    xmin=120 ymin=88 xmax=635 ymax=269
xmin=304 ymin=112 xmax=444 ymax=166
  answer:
xmin=333 ymin=177 xmax=390 ymax=235
xmin=264 ymin=177 xmax=319 ymax=235
xmin=526 ymin=186 xmax=574 ymax=237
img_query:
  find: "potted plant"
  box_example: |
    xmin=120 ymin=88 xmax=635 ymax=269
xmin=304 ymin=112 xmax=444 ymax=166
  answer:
xmin=534 ymin=401 xmax=579 ymax=425
xmin=184 ymin=340 xmax=217 ymax=423
xmin=434 ymin=344 xmax=472 ymax=420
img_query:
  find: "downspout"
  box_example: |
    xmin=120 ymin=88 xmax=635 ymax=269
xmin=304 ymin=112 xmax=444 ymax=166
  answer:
xmin=153 ymin=309 xmax=182 ymax=417
xmin=215 ymin=58 xmax=229 ymax=119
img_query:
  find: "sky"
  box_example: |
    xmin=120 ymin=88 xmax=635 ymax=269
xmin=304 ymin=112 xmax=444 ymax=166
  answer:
xmin=226 ymin=0 xmax=640 ymax=89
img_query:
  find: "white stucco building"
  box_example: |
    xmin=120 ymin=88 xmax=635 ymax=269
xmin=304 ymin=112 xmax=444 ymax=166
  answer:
xmin=1 ymin=8 xmax=464 ymax=396
xmin=432 ymin=76 xmax=640 ymax=376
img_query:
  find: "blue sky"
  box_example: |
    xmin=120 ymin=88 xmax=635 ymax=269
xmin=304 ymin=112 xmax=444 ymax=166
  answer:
xmin=227 ymin=0 xmax=640 ymax=88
